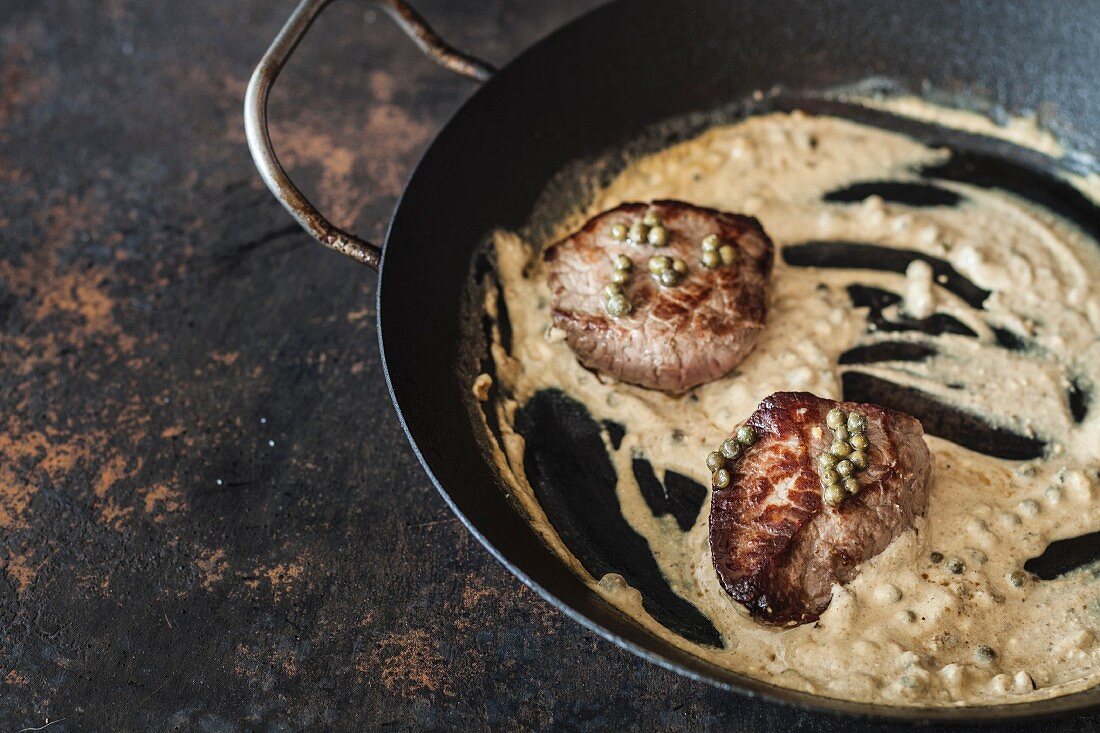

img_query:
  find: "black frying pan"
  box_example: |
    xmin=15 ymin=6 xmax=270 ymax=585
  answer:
xmin=245 ymin=0 xmax=1100 ymax=722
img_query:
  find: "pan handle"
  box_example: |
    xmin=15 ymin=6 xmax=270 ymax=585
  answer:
xmin=244 ymin=0 xmax=495 ymax=270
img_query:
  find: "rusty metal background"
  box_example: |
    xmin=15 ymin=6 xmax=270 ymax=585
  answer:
xmin=2 ymin=0 xmax=1100 ymax=729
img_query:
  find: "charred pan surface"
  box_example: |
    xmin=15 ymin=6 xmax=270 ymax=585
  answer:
xmin=544 ymin=200 xmax=773 ymax=393
xmin=709 ymin=392 xmax=933 ymax=625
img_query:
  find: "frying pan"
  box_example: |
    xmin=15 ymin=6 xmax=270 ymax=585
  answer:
xmin=245 ymin=0 xmax=1100 ymax=722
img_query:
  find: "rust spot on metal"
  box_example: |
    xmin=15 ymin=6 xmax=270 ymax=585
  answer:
xmin=0 ymin=427 xmax=104 ymax=528
xmin=234 ymin=641 xmax=301 ymax=681
xmin=209 ymin=350 xmax=240 ymax=366
xmin=262 ymin=561 xmax=304 ymax=598
xmin=142 ymin=483 xmax=186 ymax=518
xmin=4 ymin=552 xmax=40 ymax=595
xmin=0 ymin=23 xmax=58 ymax=128
xmin=241 ymin=559 xmax=307 ymax=603
xmin=4 ymin=670 xmax=28 ymax=686
xmin=371 ymin=629 xmax=452 ymax=698
xmin=195 ymin=548 xmax=228 ymax=591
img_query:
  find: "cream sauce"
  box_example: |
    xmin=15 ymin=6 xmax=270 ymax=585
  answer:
xmin=476 ymin=108 xmax=1100 ymax=706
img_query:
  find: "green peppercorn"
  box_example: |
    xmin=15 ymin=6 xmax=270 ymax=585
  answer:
xmin=610 ymin=223 xmax=628 ymax=241
xmin=713 ymin=468 xmax=731 ymax=489
xmin=613 ymin=253 xmax=633 ymax=271
xmin=833 ymin=425 xmax=850 ymax=442
xmin=706 ymin=451 xmax=725 ymax=472
xmin=643 ymin=211 xmax=661 ymax=227
xmin=829 ymin=440 xmax=851 ymax=458
xmin=648 ymin=255 xmax=670 ymax=273
xmin=818 ymin=452 xmax=838 ymax=469
xmin=610 ymin=269 xmax=630 ymax=285
xmin=659 ymin=269 xmax=681 ymax=287
xmin=720 ymin=438 xmax=741 ymax=460
xmin=736 ymin=425 xmax=757 ymax=445
xmin=1008 ymin=570 xmax=1027 ymax=587
xmin=820 ymin=467 xmax=840 ymax=486
xmin=823 ymin=483 xmax=846 ymax=506
xmin=701 ymin=234 xmax=720 ymax=252
xmin=826 ymin=408 xmax=845 ymax=430
xmin=672 ymin=258 xmax=688 ymax=275
xmin=603 ymin=283 xmax=622 ymax=298
xmin=975 ymin=645 xmax=997 ymax=663
xmin=844 ymin=477 xmax=860 ymax=495
xmin=629 ymin=221 xmax=649 ymax=244
xmin=850 ymin=433 xmax=869 ymax=450
xmin=647 ymin=225 xmax=668 ymax=246
xmin=930 ymin=551 xmax=944 ymax=564
xmin=701 ymin=250 xmax=720 ymax=269
xmin=946 ymin=558 xmax=965 ymax=574
xmin=847 ymin=412 xmax=867 ymax=433
xmin=606 ymin=294 xmax=631 ymax=317
xmin=718 ymin=244 xmax=737 ymax=265
xmin=850 ymin=451 xmax=869 ymax=470
xmin=835 ymin=459 xmax=854 ymax=477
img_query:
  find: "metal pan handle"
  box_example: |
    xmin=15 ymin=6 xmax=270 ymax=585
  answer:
xmin=244 ymin=0 xmax=495 ymax=270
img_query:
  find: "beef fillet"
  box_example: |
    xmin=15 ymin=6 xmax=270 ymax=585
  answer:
xmin=544 ymin=200 xmax=773 ymax=393
xmin=708 ymin=391 xmax=933 ymax=625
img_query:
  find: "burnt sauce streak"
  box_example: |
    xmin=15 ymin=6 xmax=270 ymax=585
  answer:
xmin=840 ymin=372 xmax=1046 ymax=461
xmin=515 ymin=389 xmax=722 ymax=646
xmin=631 ymin=458 xmax=708 ymax=533
xmin=476 ymin=107 xmax=1100 ymax=706
xmin=1025 ymin=530 xmax=1100 ymax=581
xmin=824 ymin=180 xmax=963 ymax=208
xmin=843 ymin=283 xmax=978 ymax=338
xmin=783 ymin=242 xmax=990 ymax=308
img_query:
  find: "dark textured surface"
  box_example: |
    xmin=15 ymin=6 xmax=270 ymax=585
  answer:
xmin=1 ymin=0 xmax=1099 ymax=730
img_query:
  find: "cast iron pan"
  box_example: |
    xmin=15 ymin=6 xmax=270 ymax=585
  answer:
xmin=245 ymin=0 xmax=1100 ymax=722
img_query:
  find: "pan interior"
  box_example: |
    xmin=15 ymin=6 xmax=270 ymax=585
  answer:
xmin=464 ymin=95 xmax=1100 ymax=711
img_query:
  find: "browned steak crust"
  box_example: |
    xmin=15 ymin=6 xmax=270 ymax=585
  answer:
xmin=543 ymin=200 xmax=774 ymax=393
xmin=709 ymin=392 xmax=933 ymax=625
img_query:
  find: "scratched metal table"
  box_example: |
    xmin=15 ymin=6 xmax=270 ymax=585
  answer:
xmin=1 ymin=1 xmax=1097 ymax=730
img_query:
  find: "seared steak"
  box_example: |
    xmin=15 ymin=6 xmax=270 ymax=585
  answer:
xmin=544 ymin=200 xmax=773 ymax=393
xmin=708 ymin=391 xmax=933 ymax=625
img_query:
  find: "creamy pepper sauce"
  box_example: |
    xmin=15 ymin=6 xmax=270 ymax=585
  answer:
xmin=474 ymin=108 xmax=1100 ymax=706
